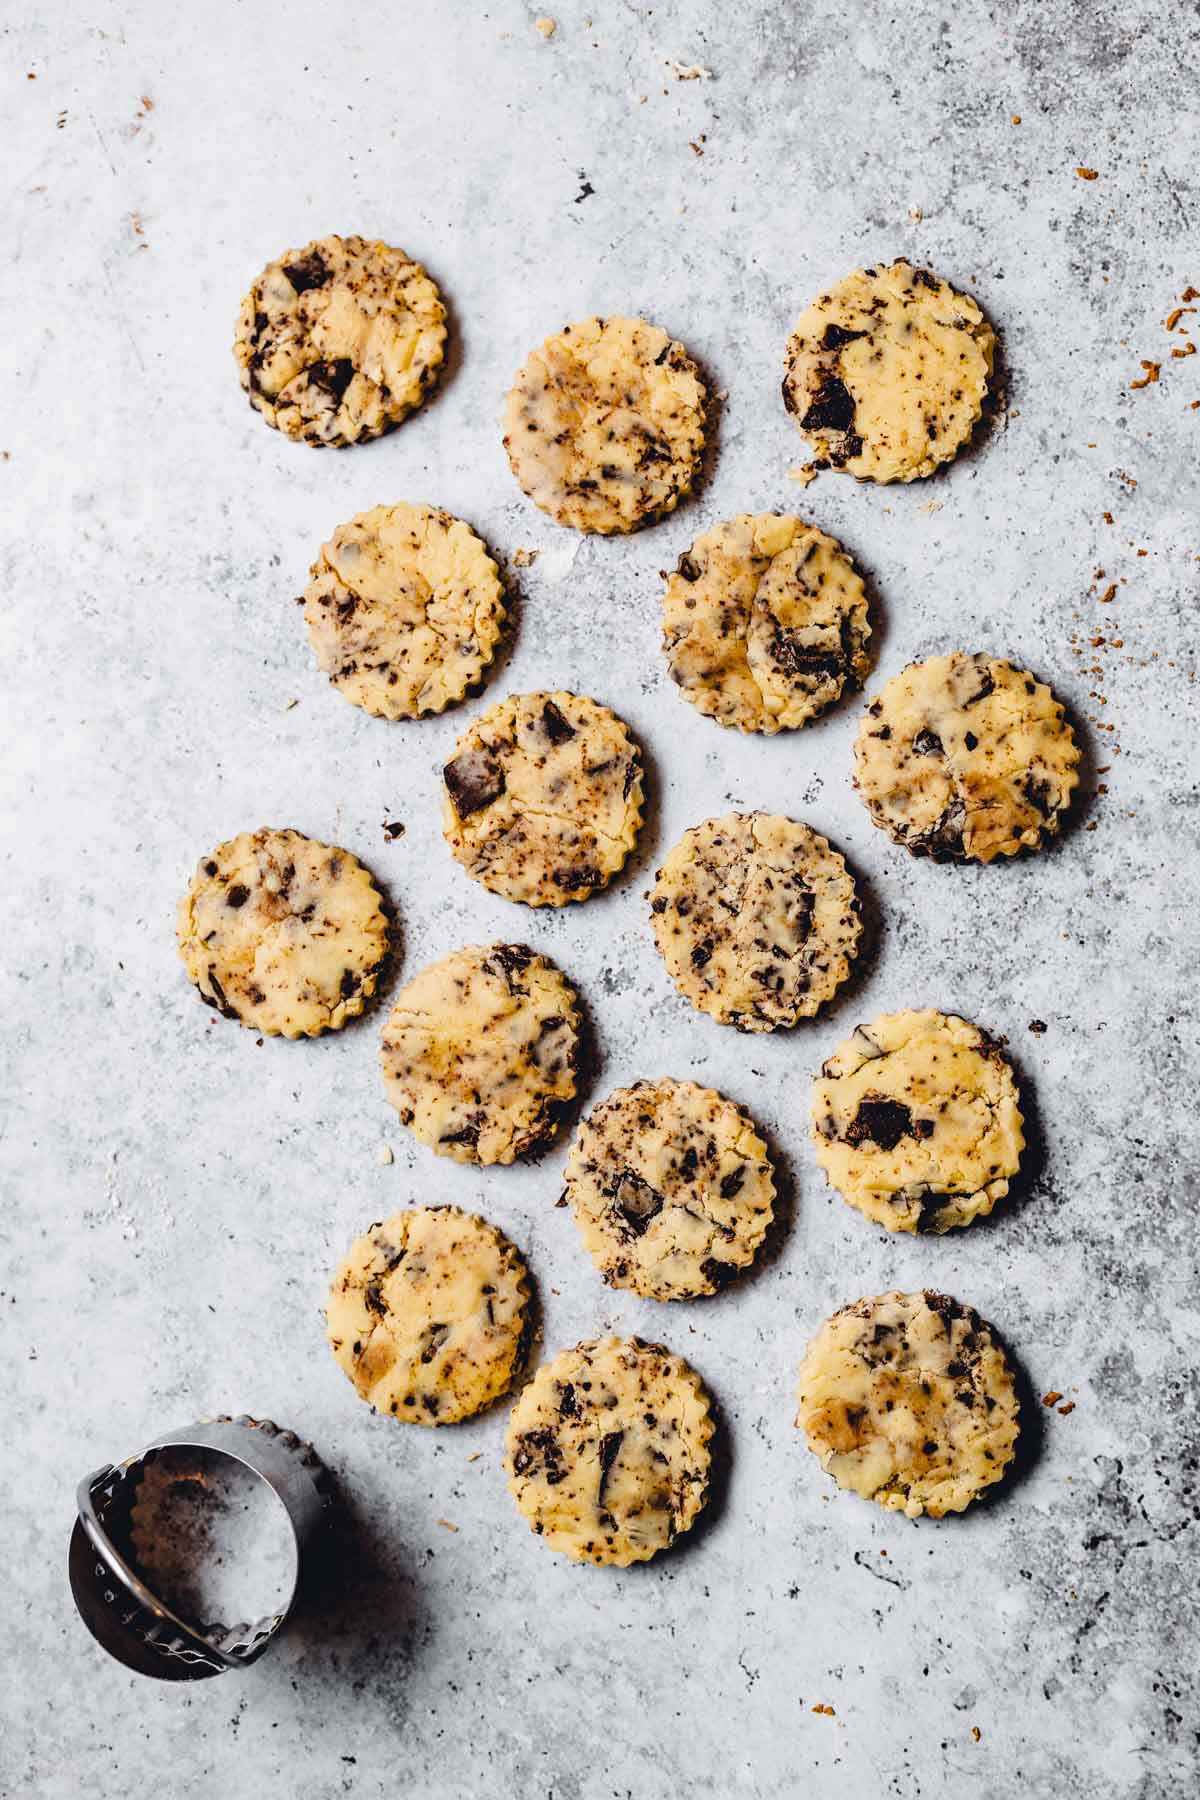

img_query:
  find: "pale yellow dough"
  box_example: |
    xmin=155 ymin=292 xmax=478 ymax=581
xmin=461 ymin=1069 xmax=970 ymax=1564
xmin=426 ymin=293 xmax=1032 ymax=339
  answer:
xmin=783 ymin=259 xmax=994 ymax=483
xmin=649 ymin=812 xmax=861 ymax=1032
xmin=503 ymin=315 xmax=707 ymax=533
xmin=505 ymin=1336 xmax=713 ymax=1565
xmin=796 ymin=1290 xmax=1020 ymax=1518
xmin=854 ymin=653 xmax=1080 ymax=862
xmin=379 ymin=943 xmax=580 ymax=1164
xmin=810 ymin=1010 xmax=1024 ymax=1232
xmin=303 ymin=502 xmax=505 ymax=719
xmin=234 ymin=233 xmax=446 ymax=447
xmin=176 ymin=827 xmax=388 ymax=1037
xmin=442 ymin=691 xmax=644 ymax=906
xmin=564 ymin=1078 xmax=775 ymax=1299
xmin=662 ymin=513 xmax=871 ymax=733
xmin=327 ymin=1206 xmax=529 ymax=1424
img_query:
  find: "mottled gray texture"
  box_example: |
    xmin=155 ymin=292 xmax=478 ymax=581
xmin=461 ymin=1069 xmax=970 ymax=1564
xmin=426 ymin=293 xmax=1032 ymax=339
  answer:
xmin=2 ymin=1 xmax=1198 ymax=1795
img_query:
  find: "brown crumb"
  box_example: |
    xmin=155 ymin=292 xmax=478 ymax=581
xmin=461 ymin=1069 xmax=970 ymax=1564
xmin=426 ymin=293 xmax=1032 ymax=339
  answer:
xmin=1192 ymin=400 xmax=1200 ymax=410
xmin=1098 ymin=584 xmax=1117 ymax=603
xmin=972 ymin=1727 xmax=982 ymax=1743
xmin=382 ymin=820 xmax=405 ymax=841
xmin=1182 ymin=286 xmax=1200 ymax=302
xmin=466 ymin=1451 xmax=482 ymax=1463
xmin=535 ymin=16 xmax=556 ymax=37
xmin=436 ymin=1518 xmax=459 ymax=1533
xmin=1172 ymin=341 xmax=1196 ymax=359
xmin=1042 ymin=1390 xmax=1063 ymax=1407
xmin=140 ymin=94 xmax=154 ymax=111
xmin=1102 ymin=510 xmax=1114 ymax=523
xmin=26 ymin=71 xmax=36 ymax=79
xmin=1011 ymin=114 xmax=1021 ymax=124
xmin=512 ymin=547 xmax=539 ymax=568
xmin=1165 ymin=306 xmax=1196 ymax=331
xmin=1057 ymin=1401 xmax=1076 ymax=1416
xmin=1129 ymin=360 xmax=1160 ymax=389
xmin=689 ymin=139 xmax=705 ymax=156
xmin=811 ymin=1704 xmax=836 ymax=1716
xmin=1075 ymin=166 xmax=1099 ymax=180
xmin=1028 ymin=1019 xmax=1048 ymax=1034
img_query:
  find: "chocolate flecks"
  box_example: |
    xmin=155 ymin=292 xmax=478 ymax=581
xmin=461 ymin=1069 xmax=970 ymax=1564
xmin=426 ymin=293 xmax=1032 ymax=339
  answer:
xmin=558 ymin=1382 xmax=579 ymax=1419
xmin=282 ymin=251 xmax=329 ymax=292
xmin=821 ymin=322 xmax=868 ymax=350
xmin=1024 ymin=774 xmax=1055 ymax=818
xmin=843 ymin=1096 xmax=930 ymax=1151
xmin=339 ymin=968 xmax=360 ymax=999
xmin=596 ymin=1430 xmax=624 ymax=1503
xmin=439 ymin=1122 xmax=481 ymax=1149
xmin=772 ymin=636 xmax=844 ymax=681
xmin=225 ymin=883 xmax=250 ymax=908
xmin=700 ymin=1257 xmax=738 ymax=1289
xmin=719 ymin=1165 xmax=746 ymax=1200
xmin=513 ymin=1427 xmax=566 ymax=1484
xmin=675 ymin=551 xmax=702 ymax=582
xmin=541 ymin=699 xmax=576 ymax=746
xmin=609 ymin=1168 xmax=665 ymax=1237
xmin=445 ymin=747 xmax=505 ymax=817
xmin=309 ymin=357 xmax=355 ymax=403
xmin=487 ymin=943 xmax=533 ymax=983
xmin=363 ymin=1277 xmax=388 ymax=1317
xmin=800 ymin=376 xmax=856 ymax=435
xmin=912 ymin=729 xmax=944 ymax=757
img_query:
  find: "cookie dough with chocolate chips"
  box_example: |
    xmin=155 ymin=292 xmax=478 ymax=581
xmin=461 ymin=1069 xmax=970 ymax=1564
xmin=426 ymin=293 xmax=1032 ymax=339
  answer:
xmin=442 ymin=691 xmax=644 ymax=906
xmin=810 ymin=1010 xmax=1024 ymax=1233
xmin=662 ymin=513 xmax=871 ymax=733
xmin=854 ymin=653 xmax=1080 ymax=862
xmin=504 ymin=1336 xmax=713 ymax=1565
xmin=782 ymin=259 xmax=995 ymax=483
xmin=649 ymin=812 xmax=861 ymax=1032
xmin=795 ymin=1289 xmax=1020 ymax=1517
xmin=503 ymin=315 xmax=707 ymax=534
xmin=563 ymin=1078 xmax=775 ymax=1299
xmin=327 ymin=1206 xmax=530 ymax=1425
xmin=234 ymin=234 xmax=446 ymax=447
xmin=379 ymin=943 xmax=580 ymax=1164
xmin=176 ymin=827 xmax=389 ymax=1037
xmin=303 ymin=502 xmax=505 ymax=719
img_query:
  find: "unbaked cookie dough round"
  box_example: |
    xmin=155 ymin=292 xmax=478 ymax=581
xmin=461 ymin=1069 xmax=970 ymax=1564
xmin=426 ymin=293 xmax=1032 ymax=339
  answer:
xmin=662 ymin=513 xmax=871 ymax=733
xmin=796 ymin=1290 xmax=1020 ymax=1518
xmin=563 ymin=1078 xmax=775 ymax=1299
xmin=810 ymin=1010 xmax=1024 ymax=1233
xmin=379 ymin=943 xmax=580 ymax=1164
xmin=234 ymin=233 xmax=447 ymax=447
xmin=442 ymin=691 xmax=644 ymax=906
xmin=326 ymin=1206 xmax=530 ymax=1425
xmin=502 ymin=315 xmax=707 ymax=534
xmin=303 ymin=502 xmax=505 ymax=719
xmin=854 ymin=653 xmax=1080 ymax=863
xmin=782 ymin=259 xmax=995 ymax=483
xmin=504 ymin=1336 xmax=713 ymax=1565
xmin=176 ymin=827 xmax=389 ymax=1037
xmin=649 ymin=812 xmax=861 ymax=1032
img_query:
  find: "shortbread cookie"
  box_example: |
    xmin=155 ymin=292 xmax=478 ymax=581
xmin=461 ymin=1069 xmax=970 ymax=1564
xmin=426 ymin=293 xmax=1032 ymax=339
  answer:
xmin=783 ymin=259 xmax=995 ymax=483
xmin=811 ymin=1010 xmax=1024 ymax=1233
xmin=379 ymin=943 xmax=580 ymax=1164
xmin=443 ymin=692 xmax=644 ymax=906
xmin=503 ymin=315 xmax=707 ymax=534
xmin=854 ymin=653 xmax=1080 ymax=863
xmin=662 ymin=514 xmax=871 ymax=733
xmin=234 ymin=234 xmax=446 ymax=447
xmin=795 ymin=1290 xmax=1019 ymax=1517
xmin=327 ymin=1206 xmax=530 ymax=1424
xmin=564 ymin=1078 xmax=775 ymax=1299
xmin=303 ymin=503 xmax=505 ymax=719
xmin=504 ymin=1336 xmax=713 ymax=1565
xmin=649 ymin=812 xmax=861 ymax=1032
xmin=176 ymin=827 xmax=388 ymax=1037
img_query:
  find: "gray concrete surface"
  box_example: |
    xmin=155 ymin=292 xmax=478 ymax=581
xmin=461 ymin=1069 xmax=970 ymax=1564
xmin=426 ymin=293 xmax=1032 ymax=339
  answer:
xmin=3 ymin=1 xmax=1198 ymax=1794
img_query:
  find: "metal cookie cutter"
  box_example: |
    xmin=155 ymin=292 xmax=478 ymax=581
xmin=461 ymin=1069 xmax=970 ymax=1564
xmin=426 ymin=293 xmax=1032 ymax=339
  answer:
xmin=69 ymin=1413 xmax=332 ymax=1681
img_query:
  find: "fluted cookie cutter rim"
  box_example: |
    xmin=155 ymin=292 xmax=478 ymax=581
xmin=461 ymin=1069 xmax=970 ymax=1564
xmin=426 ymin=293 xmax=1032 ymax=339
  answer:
xmin=69 ymin=1413 xmax=331 ymax=1681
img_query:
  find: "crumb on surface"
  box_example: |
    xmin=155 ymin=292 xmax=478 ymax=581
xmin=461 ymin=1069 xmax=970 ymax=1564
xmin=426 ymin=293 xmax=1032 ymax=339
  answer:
xmin=1129 ymin=360 xmax=1160 ymax=389
xmin=377 ymin=1144 xmax=393 ymax=1166
xmin=1042 ymin=1390 xmax=1063 ymax=1407
xmin=436 ymin=1518 xmax=459 ymax=1532
xmin=1075 ymin=165 xmax=1099 ymax=180
xmin=535 ymin=16 xmax=556 ymax=37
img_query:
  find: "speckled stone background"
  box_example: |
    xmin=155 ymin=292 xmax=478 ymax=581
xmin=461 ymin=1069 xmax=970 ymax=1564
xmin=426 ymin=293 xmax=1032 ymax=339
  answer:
xmin=3 ymin=1 xmax=1198 ymax=1795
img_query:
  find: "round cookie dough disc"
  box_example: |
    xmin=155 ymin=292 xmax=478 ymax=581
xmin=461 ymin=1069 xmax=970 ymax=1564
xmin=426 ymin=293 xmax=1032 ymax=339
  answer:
xmin=303 ymin=503 xmax=505 ymax=719
xmin=234 ymin=234 xmax=447 ymax=447
xmin=811 ymin=1010 xmax=1024 ymax=1233
xmin=176 ymin=827 xmax=389 ymax=1037
xmin=854 ymin=653 xmax=1080 ymax=863
xmin=504 ymin=1336 xmax=713 ymax=1565
xmin=379 ymin=943 xmax=580 ymax=1164
xmin=649 ymin=812 xmax=861 ymax=1032
xmin=442 ymin=691 xmax=644 ymax=906
xmin=564 ymin=1078 xmax=775 ymax=1298
xmin=327 ymin=1206 xmax=530 ymax=1424
xmin=503 ymin=315 xmax=707 ymax=534
xmin=796 ymin=1290 xmax=1019 ymax=1518
xmin=782 ymin=259 xmax=995 ymax=483
xmin=662 ymin=513 xmax=871 ymax=733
